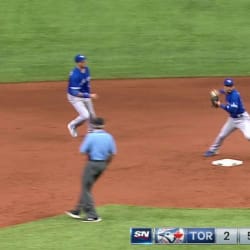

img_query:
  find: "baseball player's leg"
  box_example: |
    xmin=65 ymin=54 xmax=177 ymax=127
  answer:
xmin=236 ymin=113 xmax=250 ymax=140
xmin=208 ymin=118 xmax=236 ymax=152
xmin=83 ymin=99 xmax=96 ymax=131
xmin=84 ymin=99 xmax=96 ymax=118
xmin=76 ymin=161 xmax=106 ymax=219
xmin=69 ymin=101 xmax=90 ymax=126
xmin=67 ymin=94 xmax=90 ymax=137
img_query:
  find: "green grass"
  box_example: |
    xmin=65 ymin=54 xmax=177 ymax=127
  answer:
xmin=1 ymin=205 xmax=250 ymax=249
xmin=1 ymin=0 xmax=250 ymax=82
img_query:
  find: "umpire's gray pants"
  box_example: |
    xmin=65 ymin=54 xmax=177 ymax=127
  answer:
xmin=76 ymin=160 xmax=107 ymax=218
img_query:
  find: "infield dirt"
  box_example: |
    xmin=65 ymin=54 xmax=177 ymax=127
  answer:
xmin=1 ymin=77 xmax=250 ymax=227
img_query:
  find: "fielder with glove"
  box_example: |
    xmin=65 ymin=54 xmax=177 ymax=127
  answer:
xmin=204 ymin=78 xmax=250 ymax=157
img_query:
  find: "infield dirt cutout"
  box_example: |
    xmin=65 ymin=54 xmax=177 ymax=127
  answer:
xmin=1 ymin=77 xmax=250 ymax=227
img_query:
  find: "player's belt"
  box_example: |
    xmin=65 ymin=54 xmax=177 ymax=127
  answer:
xmin=235 ymin=113 xmax=244 ymax=118
xmin=232 ymin=113 xmax=244 ymax=118
xmin=89 ymin=159 xmax=106 ymax=162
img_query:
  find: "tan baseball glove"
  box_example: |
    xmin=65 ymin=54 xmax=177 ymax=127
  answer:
xmin=210 ymin=90 xmax=219 ymax=108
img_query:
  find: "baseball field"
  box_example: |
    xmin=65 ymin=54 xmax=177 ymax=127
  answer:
xmin=1 ymin=0 xmax=250 ymax=249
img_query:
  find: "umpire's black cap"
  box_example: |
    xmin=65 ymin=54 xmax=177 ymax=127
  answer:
xmin=91 ymin=117 xmax=105 ymax=129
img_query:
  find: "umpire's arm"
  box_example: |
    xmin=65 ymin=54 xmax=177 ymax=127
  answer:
xmin=79 ymin=134 xmax=91 ymax=158
xmin=107 ymin=135 xmax=117 ymax=164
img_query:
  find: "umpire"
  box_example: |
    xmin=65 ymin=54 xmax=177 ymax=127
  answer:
xmin=66 ymin=117 xmax=116 ymax=222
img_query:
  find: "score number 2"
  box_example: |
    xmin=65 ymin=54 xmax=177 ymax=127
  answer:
xmin=225 ymin=230 xmax=250 ymax=243
xmin=224 ymin=231 xmax=230 ymax=241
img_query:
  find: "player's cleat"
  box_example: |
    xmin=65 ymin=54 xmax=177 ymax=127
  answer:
xmin=81 ymin=217 xmax=102 ymax=223
xmin=67 ymin=123 xmax=78 ymax=138
xmin=204 ymin=150 xmax=218 ymax=157
xmin=65 ymin=210 xmax=81 ymax=219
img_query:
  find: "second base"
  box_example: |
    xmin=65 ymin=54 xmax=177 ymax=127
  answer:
xmin=212 ymin=159 xmax=243 ymax=167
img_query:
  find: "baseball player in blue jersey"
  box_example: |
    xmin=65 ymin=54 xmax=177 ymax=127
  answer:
xmin=67 ymin=54 xmax=97 ymax=137
xmin=204 ymin=78 xmax=250 ymax=157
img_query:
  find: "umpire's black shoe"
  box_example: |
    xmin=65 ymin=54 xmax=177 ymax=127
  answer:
xmin=82 ymin=217 xmax=102 ymax=223
xmin=65 ymin=210 xmax=81 ymax=219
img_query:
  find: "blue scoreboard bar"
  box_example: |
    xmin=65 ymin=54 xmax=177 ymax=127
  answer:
xmin=130 ymin=227 xmax=250 ymax=245
xmin=186 ymin=228 xmax=215 ymax=244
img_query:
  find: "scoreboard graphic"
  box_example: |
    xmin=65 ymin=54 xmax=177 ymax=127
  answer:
xmin=130 ymin=227 xmax=250 ymax=245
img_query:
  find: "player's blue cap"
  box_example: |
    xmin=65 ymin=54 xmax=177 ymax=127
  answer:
xmin=75 ymin=54 xmax=86 ymax=63
xmin=224 ymin=78 xmax=234 ymax=87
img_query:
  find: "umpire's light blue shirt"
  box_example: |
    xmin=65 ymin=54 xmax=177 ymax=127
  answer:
xmin=80 ymin=130 xmax=116 ymax=160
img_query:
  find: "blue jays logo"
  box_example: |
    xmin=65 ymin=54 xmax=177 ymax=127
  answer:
xmin=155 ymin=228 xmax=185 ymax=244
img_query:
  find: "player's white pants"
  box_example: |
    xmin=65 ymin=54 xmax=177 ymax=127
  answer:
xmin=209 ymin=112 xmax=250 ymax=152
xmin=67 ymin=94 xmax=96 ymax=129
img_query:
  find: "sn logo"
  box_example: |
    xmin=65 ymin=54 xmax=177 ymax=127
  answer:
xmin=134 ymin=231 xmax=150 ymax=238
xmin=131 ymin=228 xmax=153 ymax=244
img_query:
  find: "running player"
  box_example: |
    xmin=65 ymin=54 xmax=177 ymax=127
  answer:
xmin=67 ymin=54 xmax=97 ymax=137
